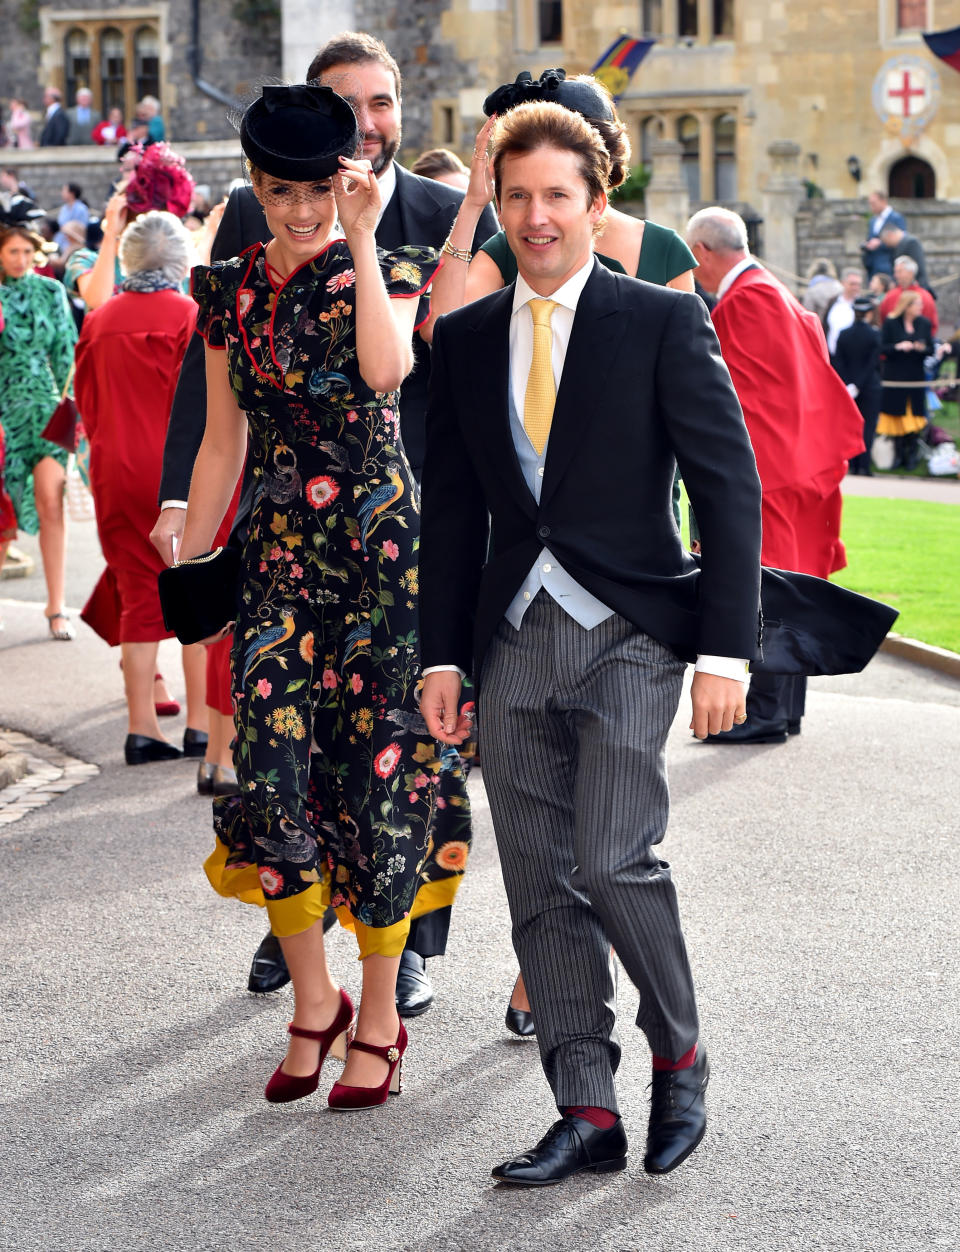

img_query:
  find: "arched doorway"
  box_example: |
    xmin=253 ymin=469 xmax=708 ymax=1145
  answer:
xmin=888 ymin=156 xmax=935 ymax=199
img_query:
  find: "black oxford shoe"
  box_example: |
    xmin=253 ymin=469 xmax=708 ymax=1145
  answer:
xmin=395 ymin=950 xmax=435 ymax=1017
xmin=705 ymin=719 xmax=787 ymax=745
xmin=492 ymin=1115 xmax=627 ymax=1187
xmin=247 ymin=932 xmax=290 ymax=994
xmin=643 ymin=1047 xmax=709 ymax=1175
xmin=124 ymin=734 xmax=183 ymax=766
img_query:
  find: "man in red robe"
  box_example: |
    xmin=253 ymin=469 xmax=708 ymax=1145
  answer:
xmin=685 ymin=207 xmax=865 ymax=743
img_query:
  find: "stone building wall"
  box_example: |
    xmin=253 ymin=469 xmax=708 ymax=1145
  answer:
xmin=1 ymin=0 xmax=281 ymax=146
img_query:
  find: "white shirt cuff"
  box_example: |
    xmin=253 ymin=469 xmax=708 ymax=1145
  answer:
xmin=695 ymin=654 xmax=749 ymax=681
xmin=421 ymin=664 xmax=466 ymax=680
xmin=160 ymin=499 xmax=189 ymax=511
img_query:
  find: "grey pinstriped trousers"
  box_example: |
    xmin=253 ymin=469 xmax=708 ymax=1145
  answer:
xmin=480 ymin=593 xmax=700 ymax=1112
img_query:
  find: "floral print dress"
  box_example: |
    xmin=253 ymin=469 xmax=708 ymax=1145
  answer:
xmin=0 ymin=271 xmax=76 ymax=534
xmin=193 ymin=239 xmax=471 ymax=959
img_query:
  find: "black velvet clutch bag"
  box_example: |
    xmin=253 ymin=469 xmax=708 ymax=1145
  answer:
xmin=158 ymin=547 xmax=242 ymax=645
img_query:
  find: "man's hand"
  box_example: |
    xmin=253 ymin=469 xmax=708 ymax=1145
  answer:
xmin=150 ymin=506 xmax=186 ymax=566
xmin=689 ymin=671 xmax=747 ymax=740
xmin=420 ymin=671 xmax=471 ymax=745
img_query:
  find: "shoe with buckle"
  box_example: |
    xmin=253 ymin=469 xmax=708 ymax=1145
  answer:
xmin=492 ymin=1114 xmax=627 ymax=1186
xmin=395 ymin=950 xmax=434 ymax=1017
xmin=327 ymin=1020 xmax=407 ymax=1110
xmin=643 ymin=1047 xmax=709 ymax=1175
xmin=264 ymin=988 xmax=355 ymax=1104
xmin=248 ymin=931 xmax=291 ymax=994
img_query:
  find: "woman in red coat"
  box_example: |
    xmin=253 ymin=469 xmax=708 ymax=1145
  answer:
xmin=75 ymin=210 xmax=208 ymax=764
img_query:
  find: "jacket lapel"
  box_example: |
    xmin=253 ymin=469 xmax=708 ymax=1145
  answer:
xmin=390 ymin=165 xmax=447 ymax=249
xmin=465 ymin=287 xmax=537 ymax=517
xmin=539 ymin=261 xmax=626 ymax=508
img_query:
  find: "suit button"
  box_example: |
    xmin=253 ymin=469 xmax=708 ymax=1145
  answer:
xmin=537 ymin=525 xmax=551 ymax=539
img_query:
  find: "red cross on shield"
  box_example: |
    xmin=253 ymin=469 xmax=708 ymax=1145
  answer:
xmin=884 ymin=67 xmax=929 ymax=118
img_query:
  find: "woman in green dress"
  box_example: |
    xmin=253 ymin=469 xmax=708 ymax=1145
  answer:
xmin=0 ymin=222 xmax=77 ymax=639
xmin=424 ymin=71 xmax=697 ymax=1038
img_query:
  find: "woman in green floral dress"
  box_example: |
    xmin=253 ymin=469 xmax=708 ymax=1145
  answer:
xmin=178 ymin=86 xmax=471 ymax=1109
xmin=0 ymin=223 xmax=77 ymax=639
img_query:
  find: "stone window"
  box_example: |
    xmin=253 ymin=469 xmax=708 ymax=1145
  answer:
xmin=100 ymin=27 xmax=126 ymax=114
xmin=64 ymin=29 xmax=92 ymax=105
xmin=677 ymin=114 xmax=700 ymax=199
xmin=539 ymin=0 xmax=563 ymax=44
xmin=135 ymin=27 xmax=160 ymax=102
xmin=713 ymin=0 xmax=734 ymax=38
xmin=50 ymin=14 xmax=163 ymax=125
xmin=897 ymin=0 xmax=928 ymax=31
xmin=642 ymin=0 xmax=664 ymax=35
xmin=678 ymin=0 xmax=699 ymax=38
xmin=713 ymin=113 xmax=737 ymax=199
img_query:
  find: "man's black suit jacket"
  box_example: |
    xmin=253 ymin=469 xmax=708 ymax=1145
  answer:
xmin=833 ymin=321 xmax=882 ymax=403
xmin=40 ymin=107 xmax=69 ymax=146
xmin=419 ymin=261 xmax=765 ymax=677
xmin=158 ymin=164 xmax=498 ymax=502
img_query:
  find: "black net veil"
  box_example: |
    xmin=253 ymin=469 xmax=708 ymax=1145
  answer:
xmin=226 ymin=75 xmax=365 ymax=203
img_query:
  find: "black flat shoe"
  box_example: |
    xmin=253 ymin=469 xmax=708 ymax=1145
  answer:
xmin=124 ymin=734 xmax=183 ymax=766
xmin=643 ymin=1047 xmax=709 ymax=1175
xmin=505 ymin=1005 xmax=536 ymax=1038
xmin=492 ymin=1115 xmax=627 ymax=1186
xmin=211 ymin=764 xmax=240 ymax=796
xmin=197 ymin=762 xmax=216 ymax=795
xmin=704 ymin=720 xmax=787 ymax=745
xmin=182 ymin=728 xmax=209 ymax=758
xmin=247 ymin=931 xmax=290 ymax=994
xmin=395 ymin=950 xmax=435 ymax=1017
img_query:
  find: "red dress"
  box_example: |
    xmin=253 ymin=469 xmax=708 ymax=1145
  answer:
xmin=74 ymin=288 xmax=198 ymax=642
xmin=711 ymin=267 xmax=864 ymax=578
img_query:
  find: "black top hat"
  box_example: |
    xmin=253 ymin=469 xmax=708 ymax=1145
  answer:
xmin=240 ymin=84 xmax=359 ymax=181
xmin=483 ymin=69 xmax=615 ymax=124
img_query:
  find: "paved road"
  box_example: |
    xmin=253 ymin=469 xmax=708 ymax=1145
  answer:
xmin=2 ymin=520 xmax=959 ymax=1252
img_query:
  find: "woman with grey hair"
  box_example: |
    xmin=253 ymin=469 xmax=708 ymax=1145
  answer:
xmin=75 ymin=211 xmax=210 ymax=765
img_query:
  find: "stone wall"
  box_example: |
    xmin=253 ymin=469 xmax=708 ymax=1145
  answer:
xmin=8 ymin=141 xmax=244 ymax=218
xmin=796 ymin=197 xmax=960 ymax=330
xmin=1 ymin=0 xmax=280 ymax=146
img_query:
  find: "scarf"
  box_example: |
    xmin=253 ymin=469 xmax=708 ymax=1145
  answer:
xmin=121 ymin=269 xmax=180 ymax=293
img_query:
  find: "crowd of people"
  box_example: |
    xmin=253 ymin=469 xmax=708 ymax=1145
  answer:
xmin=0 ymin=31 xmax=908 ymax=1188
xmin=803 ymin=188 xmax=959 ymax=475
xmin=0 ymin=87 xmax=164 ymax=149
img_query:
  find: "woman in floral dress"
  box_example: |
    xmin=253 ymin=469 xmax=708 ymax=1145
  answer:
xmin=0 ymin=222 xmax=77 ymax=639
xmin=179 ymin=85 xmax=470 ymax=1109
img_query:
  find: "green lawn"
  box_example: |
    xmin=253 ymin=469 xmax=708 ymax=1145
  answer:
xmin=834 ymin=496 xmax=960 ymax=653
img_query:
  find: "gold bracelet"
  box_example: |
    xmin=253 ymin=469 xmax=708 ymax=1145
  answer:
xmin=441 ymin=237 xmax=472 ymax=263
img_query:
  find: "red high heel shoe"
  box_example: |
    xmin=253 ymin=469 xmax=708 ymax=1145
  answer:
xmin=154 ymin=673 xmax=180 ymax=718
xmin=327 ymin=1020 xmax=407 ymax=1110
xmin=264 ymin=988 xmax=355 ymax=1104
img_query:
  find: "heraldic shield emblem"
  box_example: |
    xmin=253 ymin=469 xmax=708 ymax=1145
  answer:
xmin=873 ymin=55 xmax=941 ymax=140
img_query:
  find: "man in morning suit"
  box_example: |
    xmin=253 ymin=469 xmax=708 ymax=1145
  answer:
xmin=39 ymin=87 xmax=69 ymax=147
xmin=685 ymin=207 xmax=865 ymax=744
xmin=861 ymin=189 xmax=905 ymax=279
xmin=418 ymin=102 xmax=763 ymax=1185
xmin=151 ymin=31 xmax=497 ymax=1012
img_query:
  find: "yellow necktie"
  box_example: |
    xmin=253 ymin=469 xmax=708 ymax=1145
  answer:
xmin=523 ymin=298 xmax=558 ymax=456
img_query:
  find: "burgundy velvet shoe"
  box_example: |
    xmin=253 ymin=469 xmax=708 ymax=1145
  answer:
xmin=327 ymin=1021 xmax=407 ymax=1111
xmin=264 ymin=988 xmax=355 ymax=1104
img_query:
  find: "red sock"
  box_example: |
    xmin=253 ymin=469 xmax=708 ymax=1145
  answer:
xmin=563 ymin=1105 xmax=619 ymax=1129
xmin=652 ymin=1043 xmax=697 ymax=1072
